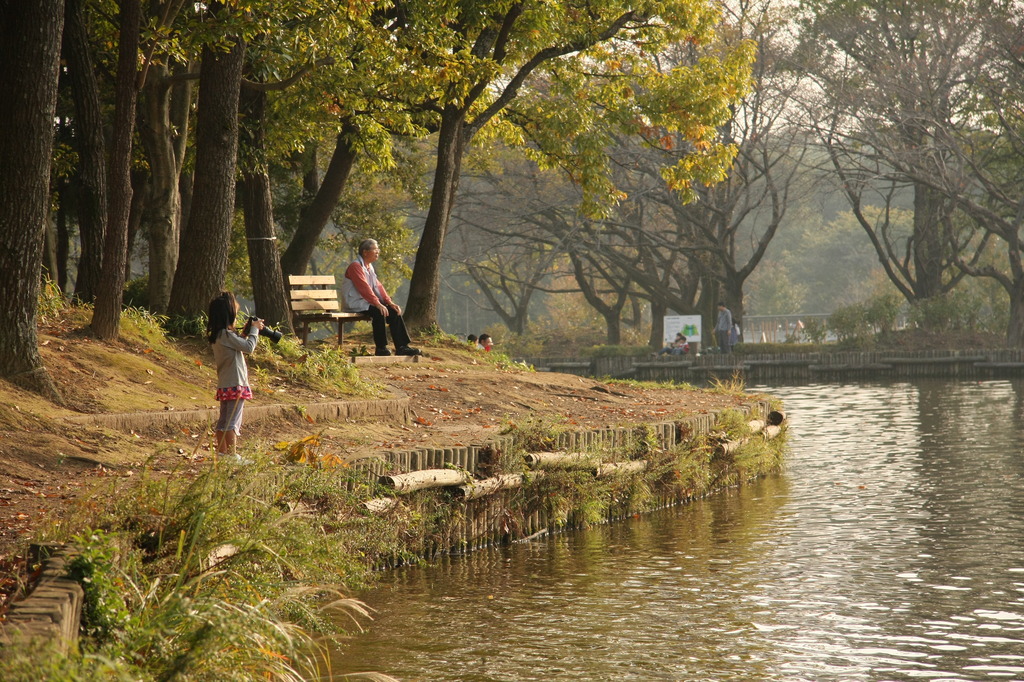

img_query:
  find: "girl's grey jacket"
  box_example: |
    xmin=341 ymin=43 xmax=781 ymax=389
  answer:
xmin=212 ymin=327 xmax=259 ymax=389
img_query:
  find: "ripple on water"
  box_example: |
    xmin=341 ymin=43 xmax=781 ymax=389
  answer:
xmin=331 ymin=379 xmax=1024 ymax=681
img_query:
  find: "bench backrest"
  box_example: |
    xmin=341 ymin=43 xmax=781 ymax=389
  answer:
xmin=288 ymin=274 xmax=341 ymax=314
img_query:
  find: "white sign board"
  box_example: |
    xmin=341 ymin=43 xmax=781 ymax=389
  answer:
xmin=664 ymin=315 xmax=702 ymax=345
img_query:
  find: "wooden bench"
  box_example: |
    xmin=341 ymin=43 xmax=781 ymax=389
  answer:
xmin=288 ymin=274 xmax=371 ymax=346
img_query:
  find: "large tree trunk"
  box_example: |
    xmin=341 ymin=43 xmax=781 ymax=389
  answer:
xmin=279 ymin=124 xmax=358 ymax=278
xmin=91 ymin=0 xmax=141 ymax=341
xmin=139 ymin=60 xmax=191 ymax=313
xmin=649 ymin=300 xmax=667 ymax=348
xmin=405 ymin=107 xmax=466 ymax=330
xmin=0 ymin=0 xmax=64 ymax=399
xmin=168 ymin=37 xmax=245 ymax=317
xmin=239 ymin=88 xmax=290 ymax=329
xmin=61 ymin=0 xmax=106 ymax=303
xmin=912 ymin=181 xmax=948 ymax=302
xmin=241 ymin=172 xmax=290 ymax=328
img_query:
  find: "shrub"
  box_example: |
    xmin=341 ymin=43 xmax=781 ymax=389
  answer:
xmin=910 ymin=290 xmax=981 ymax=332
xmin=863 ymin=292 xmax=903 ymax=333
xmin=122 ymin=275 xmax=149 ymax=310
xmin=828 ymin=302 xmax=871 ymax=342
xmin=802 ymin=318 xmax=828 ymax=344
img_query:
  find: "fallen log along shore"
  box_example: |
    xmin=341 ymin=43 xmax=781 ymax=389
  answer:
xmin=719 ymin=418 xmax=785 ymax=455
xmin=375 ymin=411 xmax=788 ymax=500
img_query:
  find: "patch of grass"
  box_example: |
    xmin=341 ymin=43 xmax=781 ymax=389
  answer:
xmin=707 ymin=374 xmax=748 ymax=396
xmin=608 ymin=378 xmax=700 ymax=391
xmin=501 ymin=415 xmax=573 ymax=454
xmin=21 ymin=455 xmax=387 ymax=680
xmin=37 ymin=279 xmax=68 ymax=323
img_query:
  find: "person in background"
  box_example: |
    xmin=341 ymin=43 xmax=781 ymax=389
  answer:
xmin=207 ymin=291 xmax=262 ymax=459
xmin=657 ymin=332 xmax=689 ymax=356
xmin=478 ymin=333 xmax=493 ymax=351
xmin=342 ymin=238 xmax=420 ymax=356
xmin=467 ymin=334 xmax=477 ymax=346
xmin=715 ymin=302 xmax=733 ymax=353
xmin=729 ymin=320 xmax=740 ymax=351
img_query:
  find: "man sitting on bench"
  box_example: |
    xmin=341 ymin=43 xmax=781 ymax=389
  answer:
xmin=342 ymin=238 xmax=421 ymax=356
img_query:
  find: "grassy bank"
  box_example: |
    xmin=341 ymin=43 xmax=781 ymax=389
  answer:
xmin=4 ymin=402 xmax=784 ymax=680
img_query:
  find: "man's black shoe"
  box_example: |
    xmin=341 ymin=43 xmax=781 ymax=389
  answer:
xmin=396 ymin=346 xmax=421 ymax=356
xmin=375 ymin=348 xmax=392 ymax=356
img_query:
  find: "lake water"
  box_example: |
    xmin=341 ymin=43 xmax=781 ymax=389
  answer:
xmin=331 ymin=379 xmax=1024 ymax=681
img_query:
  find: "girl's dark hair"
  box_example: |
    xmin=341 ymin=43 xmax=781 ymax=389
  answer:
xmin=207 ymin=291 xmax=237 ymax=344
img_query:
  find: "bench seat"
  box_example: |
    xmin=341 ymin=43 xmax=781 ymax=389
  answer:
xmin=288 ymin=274 xmax=371 ymax=346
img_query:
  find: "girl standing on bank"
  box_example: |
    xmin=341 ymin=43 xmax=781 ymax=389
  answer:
xmin=207 ymin=291 xmax=263 ymax=457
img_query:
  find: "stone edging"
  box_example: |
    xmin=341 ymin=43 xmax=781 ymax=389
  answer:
xmin=61 ymin=392 xmax=412 ymax=432
xmin=0 ymin=543 xmax=83 ymax=653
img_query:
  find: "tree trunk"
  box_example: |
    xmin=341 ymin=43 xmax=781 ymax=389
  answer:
xmin=405 ymin=107 xmax=467 ymax=330
xmin=723 ymin=273 xmax=744 ymax=339
xmin=139 ymin=60 xmax=191 ymax=312
xmin=167 ymin=37 xmax=245 ymax=317
xmin=569 ymin=251 xmax=625 ymax=345
xmin=42 ymin=212 xmax=59 ymax=285
xmin=649 ymin=300 xmax=667 ymax=348
xmin=1006 ymin=281 xmax=1024 ymax=348
xmin=241 ymin=172 xmax=290 ymax=328
xmin=61 ymin=0 xmax=107 ymax=303
xmin=279 ymin=124 xmax=358 ymax=278
xmin=239 ymin=88 xmax=290 ymax=329
xmin=0 ymin=0 xmax=64 ymax=399
xmin=91 ymin=0 xmax=141 ymax=341
xmin=912 ymin=181 xmax=948 ymax=302
xmin=603 ymin=312 xmax=622 ymax=345
xmin=55 ymin=180 xmax=70 ymax=290
xmin=126 ymin=167 xmax=148 ymax=282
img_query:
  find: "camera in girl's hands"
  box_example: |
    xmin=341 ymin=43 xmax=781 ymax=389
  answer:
xmin=244 ymin=316 xmax=283 ymax=343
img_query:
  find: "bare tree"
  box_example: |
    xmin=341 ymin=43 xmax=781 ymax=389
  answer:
xmin=897 ymin=8 xmax=1024 ymax=343
xmin=798 ymin=0 xmax=992 ymax=310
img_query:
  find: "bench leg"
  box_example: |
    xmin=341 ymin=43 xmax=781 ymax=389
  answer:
xmin=337 ymin=321 xmax=344 ymax=347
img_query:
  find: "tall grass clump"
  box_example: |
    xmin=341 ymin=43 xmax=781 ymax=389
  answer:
xmin=14 ymin=455 xmax=403 ymax=680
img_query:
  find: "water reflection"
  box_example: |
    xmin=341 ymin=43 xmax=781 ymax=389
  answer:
xmin=332 ymin=380 xmax=1024 ymax=681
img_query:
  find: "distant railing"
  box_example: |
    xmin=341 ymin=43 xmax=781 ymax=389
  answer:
xmin=740 ymin=314 xmax=910 ymax=343
xmin=519 ymin=349 xmax=1024 ymax=382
